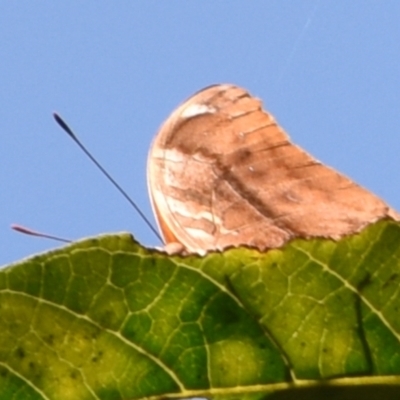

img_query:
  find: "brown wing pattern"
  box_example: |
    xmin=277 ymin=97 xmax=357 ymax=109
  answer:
xmin=148 ymin=84 xmax=398 ymax=253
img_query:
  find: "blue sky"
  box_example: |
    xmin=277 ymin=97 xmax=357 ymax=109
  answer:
xmin=1 ymin=1 xmax=399 ymax=266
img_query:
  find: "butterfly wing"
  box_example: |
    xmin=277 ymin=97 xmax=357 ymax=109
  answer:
xmin=148 ymin=84 xmax=398 ymax=253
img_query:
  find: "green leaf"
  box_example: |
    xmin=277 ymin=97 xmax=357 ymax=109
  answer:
xmin=1 ymin=220 xmax=400 ymax=399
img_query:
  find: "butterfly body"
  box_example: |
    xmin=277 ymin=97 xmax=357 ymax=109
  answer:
xmin=148 ymin=84 xmax=398 ymax=253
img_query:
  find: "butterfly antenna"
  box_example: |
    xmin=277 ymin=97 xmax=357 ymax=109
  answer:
xmin=53 ymin=113 xmax=163 ymax=242
xmin=11 ymin=224 xmax=71 ymax=243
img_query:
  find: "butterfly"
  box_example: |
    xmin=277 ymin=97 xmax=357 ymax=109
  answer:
xmin=147 ymin=84 xmax=399 ymax=254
